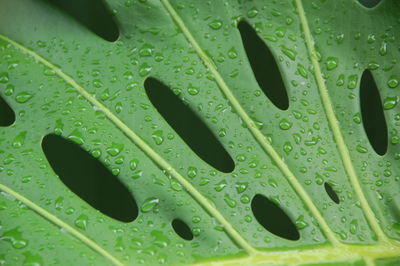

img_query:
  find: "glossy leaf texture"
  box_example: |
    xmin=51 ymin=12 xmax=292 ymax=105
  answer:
xmin=0 ymin=0 xmax=399 ymax=265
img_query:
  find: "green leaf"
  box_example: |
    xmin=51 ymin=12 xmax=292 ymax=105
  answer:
xmin=0 ymin=0 xmax=399 ymax=265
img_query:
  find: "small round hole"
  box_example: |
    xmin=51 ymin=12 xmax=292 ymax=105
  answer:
xmin=172 ymin=219 xmax=193 ymax=241
xmin=324 ymin=182 xmax=340 ymax=204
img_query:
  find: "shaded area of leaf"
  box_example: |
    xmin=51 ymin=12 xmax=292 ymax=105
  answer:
xmin=375 ymin=257 xmax=400 ymax=266
xmin=172 ymin=219 xmax=193 ymax=241
xmin=324 ymin=182 xmax=340 ymax=204
xmin=145 ymin=77 xmax=235 ymax=173
xmin=0 ymin=95 xmax=15 ymax=126
xmin=358 ymin=0 xmax=382 ymax=8
xmin=238 ymin=21 xmax=289 ymax=110
xmin=42 ymin=0 xmax=119 ymax=41
xmin=42 ymin=134 xmax=137 ymax=222
xmin=360 ymin=70 xmax=388 ymax=155
xmin=251 ymin=194 xmax=299 ymax=240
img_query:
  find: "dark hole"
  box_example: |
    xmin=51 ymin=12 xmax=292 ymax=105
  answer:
xmin=358 ymin=0 xmax=381 ymax=8
xmin=238 ymin=21 xmax=289 ymax=110
xmin=0 ymin=95 xmax=15 ymax=126
xmin=360 ymin=69 xmax=388 ymax=155
xmin=42 ymin=0 xmax=119 ymax=41
xmin=172 ymin=219 xmax=193 ymax=240
xmin=144 ymin=77 xmax=235 ymax=173
xmin=251 ymin=194 xmax=299 ymax=240
xmin=42 ymin=134 xmax=138 ymax=222
xmin=324 ymin=182 xmax=340 ymax=204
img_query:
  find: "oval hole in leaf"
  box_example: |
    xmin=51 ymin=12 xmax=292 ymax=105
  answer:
xmin=358 ymin=0 xmax=382 ymax=8
xmin=251 ymin=194 xmax=299 ymax=240
xmin=144 ymin=78 xmax=235 ymax=173
xmin=0 ymin=95 xmax=15 ymax=126
xmin=172 ymin=219 xmax=193 ymax=241
xmin=238 ymin=21 xmax=289 ymax=110
xmin=42 ymin=134 xmax=138 ymax=222
xmin=43 ymin=0 xmax=119 ymax=42
xmin=324 ymin=182 xmax=340 ymax=204
xmin=360 ymin=69 xmax=388 ymax=155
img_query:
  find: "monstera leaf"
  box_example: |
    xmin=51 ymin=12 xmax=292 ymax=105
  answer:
xmin=1 ymin=0 xmax=399 ymax=265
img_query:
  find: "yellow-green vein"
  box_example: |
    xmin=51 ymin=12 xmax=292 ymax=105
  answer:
xmin=195 ymin=242 xmax=400 ymax=266
xmin=0 ymin=184 xmax=124 ymax=266
xmin=0 ymin=34 xmax=256 ymax=255
xmin=294 ymin=0 xmax=389 ymax=243
xmin=159 ymin=0 xmax=339 ymax=246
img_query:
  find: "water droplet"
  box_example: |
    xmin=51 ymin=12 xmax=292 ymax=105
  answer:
xmin=367 ymin=62 xmax=379 ymax=70
xmin=152 ymin=130 xmax=164 ymax=145
xmin=0 ymin=72 xmax=9 ymax=83
xmin=297 ymin=64 xmax=308 ymax=78
xmin=283 ymin=142 xmax=293 ymax=155
xmin=130 ymin=159 xmax=139 ymax=170
xmin=75 ymin=214 xmax=89 ymax=230
xmin=67 ymin=129 xmax=85 ymax=145
xmin=236 ymin=154 xmax=246 ymax=162
xmin=139 ymin=44 xmax=154 ymax=57
xmin=280 ymin=45 xmax=297 ymax=60
xmin=106 ymin=142 xmax=124 ymax=156
xmin=15 ymin=92 xmax=33 ymax=103
xmin=235 ymin=182 xmax=248 ymax=193
xmin=336 ymin=74 xmax=345 ymax=86
xmin=36 ymin=40 xmax=47 ymax=47
xmin=383 ymin=96 xmax=398 ymax=110
xmin=54 ymin=119 xmax=64 ymax=135
xmin=215 ymin=179 xmax=227 ymax=192
xmin=295 ymin=215 xmax=309 ymax=229
xmin=91 ymin=148 xmax=101 ymax=158
xmin=141 ymin=197 xmax=159 ymax=212
xmin=93 ymin=79 xmax=103 ymax=88
xmin=268 ymin=178 xmax=278 ymax=188
xmin=379 ymin=41 xmax=387 ymax=56
xmin=356 ymin=144 xmax=368 ymax=153
xmin=218 ymin=128 xmax=226 ymax=137
xmin=187 ymin=84 xmax=199 ymax=95
xmin=353 ymin=112 xmax=361 ymax=124
xmin=43 ymin=68 xmax=55 ymax=76
xmin=247 ymin=7 xmax=258 ymax=18
xmin=279 ymin=119 xmax=292 ymax=130
xmin=326 ymin=57 xmax=338 ymax=70
xmin=350 ymin=219 xmax=358 ymax=234
xmin=170 ymin=178 xmax=182 ymax=191
xmin=228 ymin=47 xmax=238 ymax=59
xmin=208 ymin=20 xmax=222 ymax=30
xmin=388 ymin=75 xmax=399 ymax=88
xmin=224 ymin=194 xmax=237 ymax=208
xmin=115 ymin=102 xmax=123 ymax=113
xmin=348 ymin=75 xmax=358 ymax=89
xmin=192 ymin=216 xmax=201 ymax=223
xmin=12 ymin=131 xmax=27 ymax=148
xmin=139 ymin=63 xmax=152 ymax=77
xmin=1 ymin=227 xmax=28 ymax=249
xmin=151 ymin=230 xmax=170 ymax=248
xmin=187 ymin=166 xmax=197 ymax=178
xmin=4 ymin=84 xmax=14 ymax=96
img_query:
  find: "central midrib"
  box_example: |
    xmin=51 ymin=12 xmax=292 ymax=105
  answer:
xmin=159 ymin=0 xmax=339 ymax=246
